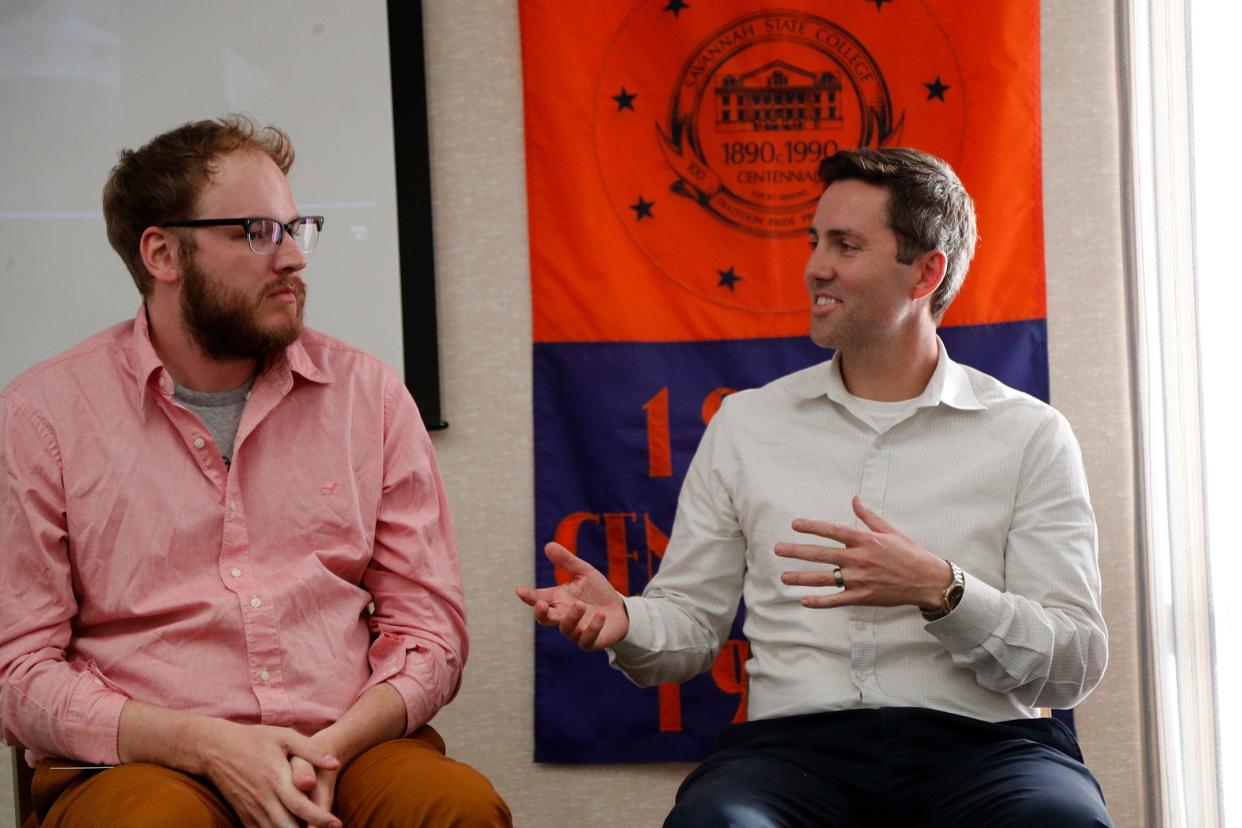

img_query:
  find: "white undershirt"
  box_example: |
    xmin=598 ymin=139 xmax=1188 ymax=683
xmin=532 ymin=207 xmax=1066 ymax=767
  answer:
xmin=848 ymin=393 xmax=922 ymax=433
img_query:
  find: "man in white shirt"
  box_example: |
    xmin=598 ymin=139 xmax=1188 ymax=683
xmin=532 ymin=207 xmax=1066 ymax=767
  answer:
xmin=518 ymin=147 xmax=1112 ymax=826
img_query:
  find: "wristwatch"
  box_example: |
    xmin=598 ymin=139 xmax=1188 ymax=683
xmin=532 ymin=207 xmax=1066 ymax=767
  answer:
xmin=922 ymin=561 xmax=965 ymax=621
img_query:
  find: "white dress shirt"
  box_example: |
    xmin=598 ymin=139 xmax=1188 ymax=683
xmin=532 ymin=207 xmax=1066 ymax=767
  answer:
xmin=610 ymin=340 xmax=1107 ymax=723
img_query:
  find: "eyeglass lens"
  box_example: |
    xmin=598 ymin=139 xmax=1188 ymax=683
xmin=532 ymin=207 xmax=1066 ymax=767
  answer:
xmin=247 ymin=219 xmax=320 ymax=255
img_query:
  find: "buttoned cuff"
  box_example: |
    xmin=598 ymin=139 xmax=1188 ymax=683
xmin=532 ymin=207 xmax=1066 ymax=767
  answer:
xmin=607 ymin=596 xmax=657 ymax=663
xmin=66 ymin=664 xmax=130 ymax=766
xmin=922 ymin=568 xmax=1006 ymax=649
xmin=359 ymin=632 xmax=456 ymax=734
xmin=382 ymin=673 xmax=439 ymax=734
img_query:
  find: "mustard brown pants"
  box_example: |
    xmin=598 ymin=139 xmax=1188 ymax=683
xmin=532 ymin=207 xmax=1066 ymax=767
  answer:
xmin=27 ymin=725 xmax=511 ymax=828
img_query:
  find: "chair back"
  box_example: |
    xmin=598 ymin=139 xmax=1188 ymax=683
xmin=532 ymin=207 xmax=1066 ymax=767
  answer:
xmin=10 ymin=744 xmax=35 ymax=827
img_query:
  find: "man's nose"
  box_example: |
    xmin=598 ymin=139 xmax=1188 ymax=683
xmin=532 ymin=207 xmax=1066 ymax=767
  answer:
xmin=805 ymin=247 xmax=833 ymax=281
xmin=273 ymin=233 xmax=307 ymax=273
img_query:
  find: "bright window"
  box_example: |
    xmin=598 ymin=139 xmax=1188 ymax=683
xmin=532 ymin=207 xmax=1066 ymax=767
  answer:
xmin=1190 ymin=3 xmax=1239 ymax=825
xmin=1129 ymin=1 xmax=1236 ymax=824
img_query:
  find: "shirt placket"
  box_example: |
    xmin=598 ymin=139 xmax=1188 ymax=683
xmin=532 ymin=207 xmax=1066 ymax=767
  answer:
xmin=221 ymin=481 xmax=293 ymax=726
xmin=848 ymin=426 xmax=890 ymax=703
xmin=157 ymin=368 xmax=295 ymax=727
xmin=225 ymin=373 xmax=296 ymax=726
xmin=156 ymin=370 xmax=226 ymax=491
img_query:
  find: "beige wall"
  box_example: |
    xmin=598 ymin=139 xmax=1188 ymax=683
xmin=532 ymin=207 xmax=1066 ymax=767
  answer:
xmin=1042 ymin=4 xmax=1150 ymax=827
xmin=421 ymin=1 xmax=1147 ymax=826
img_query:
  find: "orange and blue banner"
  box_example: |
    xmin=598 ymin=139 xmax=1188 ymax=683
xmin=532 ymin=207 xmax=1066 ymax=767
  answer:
xmin=522 ymin=0 xmax=1045 ymax=762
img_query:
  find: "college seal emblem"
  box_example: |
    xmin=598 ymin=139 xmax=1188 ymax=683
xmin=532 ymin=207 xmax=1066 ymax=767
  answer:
xmin=594 ymin=1 xmax=964 ymax=314
xmin=656 ymin=10 xmax=901 ymax=239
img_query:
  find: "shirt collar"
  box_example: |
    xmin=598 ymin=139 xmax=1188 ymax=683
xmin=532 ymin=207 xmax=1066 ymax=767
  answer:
xmin=131 ymin=304 xmax=168 ymax=407
xmin=785 ymin=338 xmax=986 ymax=412
xmin=278 ymin=337 xmax=330 ymax=386
xmin=130 ymin=303 xmax=329 ymax=406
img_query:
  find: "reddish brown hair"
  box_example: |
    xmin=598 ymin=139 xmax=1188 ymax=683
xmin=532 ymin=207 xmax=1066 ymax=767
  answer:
xmin=102 ymin=114 xmax=294 ymax=295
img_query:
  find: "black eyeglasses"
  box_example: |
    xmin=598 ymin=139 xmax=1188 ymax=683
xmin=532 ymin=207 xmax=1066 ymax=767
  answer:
xmin=160 ymin=216 xmax=325 ymax=255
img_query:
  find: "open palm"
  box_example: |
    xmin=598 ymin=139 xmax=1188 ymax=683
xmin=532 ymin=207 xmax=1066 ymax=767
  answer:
xmin=516 ymin=542 xmax=630 ymax=650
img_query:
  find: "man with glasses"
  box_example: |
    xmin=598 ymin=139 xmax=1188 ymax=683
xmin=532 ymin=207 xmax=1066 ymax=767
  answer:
xmin=0 ymin=116 xmax=510 ymax=827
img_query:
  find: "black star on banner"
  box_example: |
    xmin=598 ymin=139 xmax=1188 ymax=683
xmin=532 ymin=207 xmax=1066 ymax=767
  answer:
xmin=717 ymin=266 xmax=742 ymax=291
xmin=924 ymin=76 xmax=950 ymax=101
xmin=869 ymin=0 xmax=893 ymax=9
xmin=664 ymin=0 xmax=689 ymax=18
xmin=629 ymin=196 xmax=654 ymax=221
xmin=612 ymin=87 xmax=637 ymax=112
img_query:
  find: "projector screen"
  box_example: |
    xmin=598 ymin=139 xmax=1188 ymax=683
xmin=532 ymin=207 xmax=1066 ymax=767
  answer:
xmin=0 ymin=1 xmax=405 ymax=391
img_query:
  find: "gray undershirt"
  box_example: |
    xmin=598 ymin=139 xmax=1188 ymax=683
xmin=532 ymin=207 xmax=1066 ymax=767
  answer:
xmin=174 ymin=378 xmax=255 ymax=468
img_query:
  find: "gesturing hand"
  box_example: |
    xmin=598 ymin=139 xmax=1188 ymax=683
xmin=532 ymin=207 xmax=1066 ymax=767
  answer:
xmin=516 ymin=542 xmax=630 ymax=650
xmin=774 ymin=495 xmax=951 ymax=612
xmin=198 ymin=720 xmax=341 ymax=828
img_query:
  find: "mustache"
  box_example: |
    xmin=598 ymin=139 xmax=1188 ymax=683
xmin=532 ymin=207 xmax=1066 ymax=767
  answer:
xmin=262 ymin=276 xmax=307 ymax=298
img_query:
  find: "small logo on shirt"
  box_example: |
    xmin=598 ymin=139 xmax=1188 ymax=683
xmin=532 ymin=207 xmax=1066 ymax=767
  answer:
xmin=320 ymin=481 xmax=339 ymax=495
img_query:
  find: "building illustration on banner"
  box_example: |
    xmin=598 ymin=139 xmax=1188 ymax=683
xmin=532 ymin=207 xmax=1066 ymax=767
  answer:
xmin=714 ymin=62 xmax=845 ymax=132
xmin=642 ymin=10 xmax=906 ymax=244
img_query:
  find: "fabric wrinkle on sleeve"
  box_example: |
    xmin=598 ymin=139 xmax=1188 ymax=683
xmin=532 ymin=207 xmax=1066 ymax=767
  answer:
xmin=613 ymin=595 xmax=657 ymax=653
xmin=0 ymin=395 xmax=130 ymax=765
xmin=925 ymin=409 xmax=1107 ymax=710
xmin=358 ymin=375 xmax=467 ymax=735
xmin=607 ymin=398 xmax=748 ymax=687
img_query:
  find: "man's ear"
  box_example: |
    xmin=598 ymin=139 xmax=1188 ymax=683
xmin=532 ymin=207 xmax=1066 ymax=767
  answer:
xmin=911 ymin=249 xmax=947 ymax=303
xmin=140 ymin=226 xmax=181 ymax=287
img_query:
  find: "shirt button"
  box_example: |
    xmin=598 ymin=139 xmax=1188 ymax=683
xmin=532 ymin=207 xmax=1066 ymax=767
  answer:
xmin=193 ymin=437 xmax=206 ymax=449
xmin=230 ymin=568 xmax=242 ymax=578
xmin=260 ymin=670 xmax=271 ymax=683
xmin=93 ymin=678 xmax=104 ymax=687
xmin=853 ymin=671 xmax=868 ymax=682
xmin=251 ymin=596 xmax=262 ymax=609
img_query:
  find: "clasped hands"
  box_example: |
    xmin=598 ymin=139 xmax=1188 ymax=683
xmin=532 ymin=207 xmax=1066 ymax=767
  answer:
xmin=288 ymin=732 xmax=341 ymax=828
xmin=517 ymin=496 xmax=951 ymax=647
xmin=189 ymin=719 xmax=342 ymax=828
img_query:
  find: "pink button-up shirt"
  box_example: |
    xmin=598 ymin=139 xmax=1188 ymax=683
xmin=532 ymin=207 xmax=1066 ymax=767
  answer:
xmin=0 ymin=309 xmax=467 ymax=765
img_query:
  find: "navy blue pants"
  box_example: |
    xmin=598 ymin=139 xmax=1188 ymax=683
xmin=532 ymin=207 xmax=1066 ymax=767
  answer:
xmin=665 ymin=707 xmax=1113 ymax=827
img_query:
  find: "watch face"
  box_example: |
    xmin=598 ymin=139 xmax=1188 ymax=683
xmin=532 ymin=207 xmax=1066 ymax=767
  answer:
xmin=945 ymin=583 xmax=965 ymax=611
